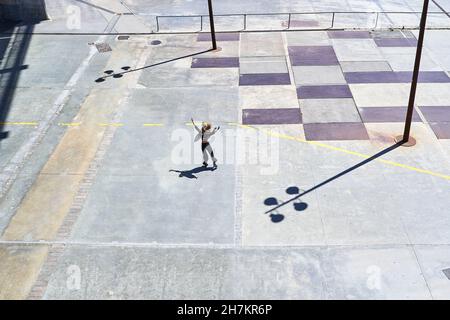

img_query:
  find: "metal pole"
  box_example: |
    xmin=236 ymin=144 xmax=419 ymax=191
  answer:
xmin=207 ymin=0 xmax=217 ymax=50
xmin=401 ymin=0 xmax=429 ymax=143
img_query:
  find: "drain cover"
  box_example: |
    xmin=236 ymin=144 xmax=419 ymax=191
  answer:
xmin=443 ymin=268 xmax=450 ymax=280
xmin=95 ymin=43 xmax=112 ymax=53
xmin=150 ymin=40 xmax=162 ymax=46
xmin=118 ymin=35 xmax=130 ymax=40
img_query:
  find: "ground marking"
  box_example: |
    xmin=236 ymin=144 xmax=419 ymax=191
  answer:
xmin=0 ymin=33 xmax=107 ymax=198
xmin=4 ymin=120 xmax=449 ymax=180
xmin=58 ymin=122 xmax=81 ymax=127
xmin=228 ymin=122 xmax=450 ymax=181
xmin=0 ymin=122 xmax=38 ymax=126
xmin=143 ymin=123 xmax=164 ymax=127
xmin=98 ymin=123 xmax=124 ymax=127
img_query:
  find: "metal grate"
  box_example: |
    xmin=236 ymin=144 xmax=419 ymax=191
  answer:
xmin=117 ymin=35 xmax=130 ymax=40
xmin=95 ymin=43 xmax=112 ymax=53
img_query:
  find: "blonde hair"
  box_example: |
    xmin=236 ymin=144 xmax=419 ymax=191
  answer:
xmin=202 ymin=122 xmax=211 ymax=131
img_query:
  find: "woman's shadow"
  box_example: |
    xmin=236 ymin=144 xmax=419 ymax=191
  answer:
xmin=169 ymin=166 xmax=216 ymax=179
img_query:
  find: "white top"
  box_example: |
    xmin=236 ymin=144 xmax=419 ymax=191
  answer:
xmin=194 ymin=126 xmax=218 ymax=143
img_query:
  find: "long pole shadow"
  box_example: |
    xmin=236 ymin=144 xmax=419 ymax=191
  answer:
xmin=74 ymin=0 xmax=118 ymax=15
xmin=96 ymin=48 xmax=214 ymax=82
xmin=265 ymin=141 xmax=404 ymax=214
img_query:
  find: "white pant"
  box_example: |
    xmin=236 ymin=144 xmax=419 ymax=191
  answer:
xmin=202 ymin=143 xmax=217 ymax=163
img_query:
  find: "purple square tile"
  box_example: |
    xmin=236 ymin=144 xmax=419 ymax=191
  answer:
xmin=419 ymin=106 xmax=450 ymax=122
xmin=429 ymin=122 xmax=450 ymax=139
xmin=191 ymin=57 xmax=239 ymax=68
xmin=242 ymin=108 xmax=302 ymax=125
xmin=374 ymin=38 xmax=418 ymax=47
xmin=197 ymin=32 xmax=240 ymax=42
xmin=345 ymin=71 xmax=400 ymax=83
xmin=327 ymin=31 xmax=371 ymax=39
xmin=359 ymin=107 xmax=421 ymax=122
xmin=288 ymin=46 xmax=339 ymax=66
xmin=396 ymin=71 xmax=450 ymax=83
xmin=395 ymin=72 xmax=450 ymax=83
xmin=415 ymin=72 xmax=450 ymax=83
xmin=345 ymin=71 xmax=450 ymax=83
xmin=304 ymin=123 xmax=369 ymax=140
xmin=297 ymin=85 xmax=353 ymax=99
xmin=239 ymin=73 xmax=291 ymax=86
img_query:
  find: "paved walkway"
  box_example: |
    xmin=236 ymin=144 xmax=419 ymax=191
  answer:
xmin=1 ymin=1 xmax=450 ymax=300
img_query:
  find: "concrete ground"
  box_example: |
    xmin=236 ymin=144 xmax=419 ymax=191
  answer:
xmin=0 ymin=0 xmax=450 ymax=300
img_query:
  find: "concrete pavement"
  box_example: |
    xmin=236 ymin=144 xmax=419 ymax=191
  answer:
xmin=0 ymin=0 xmax=450 ymax=300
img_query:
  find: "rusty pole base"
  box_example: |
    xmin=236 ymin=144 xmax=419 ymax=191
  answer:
xmin=394 ymin=135 xmax=417 ymax=147
xmin=211 ymin=47 xmax=222 ymax=52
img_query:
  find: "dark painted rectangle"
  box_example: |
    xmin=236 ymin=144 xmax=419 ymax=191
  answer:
xmin=239 ymin=73 xmax=291 ymax=86
xmin=359 ymin=107 xmax=421 ymax=123
xmin=374 ymin=38 xmax=418 ymax=47
xmin=345 ymin=71 xmax=400 ymax=83
xmin=429 ymin=122 xmax=450 ymax=139
xmin=304 ymin=122 xmax=369 ymax=140
xmin=242 ymin=108 xmax=302 ymax=125
xmin=197 ymin=32 xmax=240 ymax=41
xmin=297 ymin=85 xmax=353 ymax=99
xmin=191 ymin=57 xmax=239 ymax=68
xmin=344 ymin=71 xmax=450 ymax=83
xmin=288 ymin=45 xmax=339 ymax=66
xmin=419 ymin=106 xmax=450 ymax=122
xmin=327 ymin=31 xmax=371 ymax=39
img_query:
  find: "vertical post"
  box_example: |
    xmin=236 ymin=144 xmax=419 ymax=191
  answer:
xmin=207 ymin=0 xmax=217 ymax=50
xmin=400 ymin=0 xmax=429 ymax=143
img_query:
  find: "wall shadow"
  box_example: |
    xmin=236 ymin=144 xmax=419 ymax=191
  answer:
xmin=265 ymin=142 xmax=404 ymax=216
xmin=0 ymin=0 xmax=48 ymax=22
xmin=0 ymin=22 xmax=34 ymax=140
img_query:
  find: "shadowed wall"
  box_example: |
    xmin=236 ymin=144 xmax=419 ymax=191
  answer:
xmin=0 ymin=0 xmax=48 ymax=22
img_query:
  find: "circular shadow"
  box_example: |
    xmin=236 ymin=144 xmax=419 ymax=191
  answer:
xmin=264 ymin=197 xmax=278 ymax=206
xmin=293 ymin=202 xmax=308 ymax=211
xmin=286 ymin=186 xmax=300 ymax=195
xmin=270 ymin=213 xmax=284 ymax=223
xmin=95 ymin=77 xmax=106 ymax=83
xmin=121 ymin=66 xmax=131 ymax=71
xmin=104 ymin=70 xmax=114 ymax=74
xmin=113 ymin=74 xmax=123 ymax=78
xmin=150 ymin=40 xmax=162 ymax=46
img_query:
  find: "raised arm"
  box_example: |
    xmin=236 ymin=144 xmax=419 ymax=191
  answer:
xmin=191 ymin=118 xmax=201 ymax=133
xmin=211 ymin=126 xmax=220 ymax=135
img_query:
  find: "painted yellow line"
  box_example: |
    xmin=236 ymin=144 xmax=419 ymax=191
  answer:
xmin=58 ymin=122 xmax=81 ymax=127
xmin=228 ymin=122 xmax=256 ymax=130
xmin=0 ymin=122 xmax=38 ymax=126
xmin=228 ymin=122 xmax=450 ymax=181
xmin=97 ymin=123 xmax=124 ymax=127
xmin=143 ymin=123 xmax=164 ymax=127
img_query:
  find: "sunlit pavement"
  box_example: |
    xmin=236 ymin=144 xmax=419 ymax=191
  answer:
xmin=0 ymin=0 xmax=450 ymax=299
